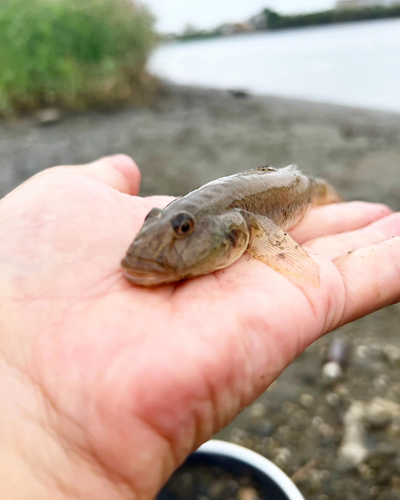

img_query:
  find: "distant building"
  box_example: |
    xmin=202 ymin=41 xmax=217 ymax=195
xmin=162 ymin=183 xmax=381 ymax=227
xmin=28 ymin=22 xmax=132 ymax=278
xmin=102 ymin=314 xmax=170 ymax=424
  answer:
xmin=220 ymin=22 xmax=252 ymax=36
xmin=248 ymin=12 xmax=267 ymax=31
xmin=336 ymin=0 xmax=400 ymax=8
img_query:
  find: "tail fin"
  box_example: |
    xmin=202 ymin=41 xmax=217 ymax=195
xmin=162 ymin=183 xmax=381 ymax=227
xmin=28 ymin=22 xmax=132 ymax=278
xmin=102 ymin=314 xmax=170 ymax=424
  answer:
xmin=311 ymin=178 xmax=344 ymax=206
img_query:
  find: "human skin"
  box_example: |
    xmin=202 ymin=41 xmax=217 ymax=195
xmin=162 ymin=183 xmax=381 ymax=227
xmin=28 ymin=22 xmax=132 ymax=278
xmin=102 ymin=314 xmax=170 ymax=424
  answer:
xmin=0 ymin=155 xmax=399 ymax=500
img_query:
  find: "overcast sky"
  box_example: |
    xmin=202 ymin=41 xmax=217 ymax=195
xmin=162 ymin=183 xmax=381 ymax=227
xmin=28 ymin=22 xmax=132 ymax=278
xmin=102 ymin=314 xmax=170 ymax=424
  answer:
xmin=140 ymin=0 xmax=337 ymax=33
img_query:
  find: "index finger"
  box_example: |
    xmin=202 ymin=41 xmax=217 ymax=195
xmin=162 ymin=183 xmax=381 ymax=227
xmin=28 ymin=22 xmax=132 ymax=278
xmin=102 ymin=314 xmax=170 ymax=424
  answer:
xmin=290 ymin=201 xmax=392 ymax=244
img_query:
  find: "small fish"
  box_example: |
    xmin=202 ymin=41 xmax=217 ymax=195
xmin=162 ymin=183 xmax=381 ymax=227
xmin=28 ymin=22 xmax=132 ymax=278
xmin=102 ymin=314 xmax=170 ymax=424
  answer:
xmin=121 ymin=165 xmax=342 ymax=286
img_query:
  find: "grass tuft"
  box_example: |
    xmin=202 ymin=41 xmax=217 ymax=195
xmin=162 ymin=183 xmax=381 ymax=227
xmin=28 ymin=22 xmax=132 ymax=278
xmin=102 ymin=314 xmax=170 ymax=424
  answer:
xmin=0 ymin=0 xmax=157 ymax=114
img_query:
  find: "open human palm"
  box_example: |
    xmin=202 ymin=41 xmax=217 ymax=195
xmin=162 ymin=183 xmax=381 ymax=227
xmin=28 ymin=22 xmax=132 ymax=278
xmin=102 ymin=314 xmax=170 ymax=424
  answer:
xmin=1 ymin=155 xmax=399 ymax=500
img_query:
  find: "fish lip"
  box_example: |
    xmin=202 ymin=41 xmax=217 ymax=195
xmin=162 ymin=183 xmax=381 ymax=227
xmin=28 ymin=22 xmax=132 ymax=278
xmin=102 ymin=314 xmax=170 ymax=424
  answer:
xmin=122 ymin=267 xmax=176 ymax=286
xmin=121 ymin=255 xmax=172 ymax=273
xmin=121 ymin=256 xmax=176 ymax=286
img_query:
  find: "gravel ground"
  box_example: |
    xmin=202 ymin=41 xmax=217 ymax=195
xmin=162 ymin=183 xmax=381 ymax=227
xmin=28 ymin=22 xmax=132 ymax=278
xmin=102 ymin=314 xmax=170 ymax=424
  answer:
xmin=1 ymin=84 xmax=400 ymax=499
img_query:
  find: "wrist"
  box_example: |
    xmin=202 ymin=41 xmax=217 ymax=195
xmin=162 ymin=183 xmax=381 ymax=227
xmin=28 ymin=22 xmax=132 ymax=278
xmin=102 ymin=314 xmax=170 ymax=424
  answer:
xmin=0 ymin=358 xmax=138 ymax=500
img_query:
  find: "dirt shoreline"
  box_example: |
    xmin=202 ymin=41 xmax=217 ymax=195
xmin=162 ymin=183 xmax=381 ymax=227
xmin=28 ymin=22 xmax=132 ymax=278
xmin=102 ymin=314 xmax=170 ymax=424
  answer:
xmin=1 ymin=84 xmax=400 ymax=499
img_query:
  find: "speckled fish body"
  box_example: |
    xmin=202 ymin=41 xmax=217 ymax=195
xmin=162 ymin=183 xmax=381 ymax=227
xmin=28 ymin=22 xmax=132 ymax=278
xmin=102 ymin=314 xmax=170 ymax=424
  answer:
xmin=121 ymin=165 xmax=342 ymax=286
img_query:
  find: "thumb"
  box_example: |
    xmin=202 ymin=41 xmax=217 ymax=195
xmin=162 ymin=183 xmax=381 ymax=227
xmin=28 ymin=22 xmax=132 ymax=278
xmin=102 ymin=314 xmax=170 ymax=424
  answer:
xmin=71 ymin=155 xmax=141 ymax=195
xmin=31 ymin=154 xmax=141 ymax=196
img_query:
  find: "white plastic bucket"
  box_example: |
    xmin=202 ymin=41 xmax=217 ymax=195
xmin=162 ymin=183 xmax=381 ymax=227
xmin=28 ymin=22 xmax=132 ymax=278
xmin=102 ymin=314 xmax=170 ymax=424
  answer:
xmin=194 ymin=440 xmax=305 ymax=500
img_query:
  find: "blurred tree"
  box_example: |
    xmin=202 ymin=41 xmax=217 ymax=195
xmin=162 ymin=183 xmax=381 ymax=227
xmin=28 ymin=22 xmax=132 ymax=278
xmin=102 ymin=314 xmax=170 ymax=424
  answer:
xmin=0 ymin=0 xmax=156 ymax=114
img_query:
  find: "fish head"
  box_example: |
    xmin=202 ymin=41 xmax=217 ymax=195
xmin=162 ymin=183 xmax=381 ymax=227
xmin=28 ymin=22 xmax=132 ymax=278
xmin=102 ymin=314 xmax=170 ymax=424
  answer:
xmin=121 ymin=207 xmax=249 ymax=286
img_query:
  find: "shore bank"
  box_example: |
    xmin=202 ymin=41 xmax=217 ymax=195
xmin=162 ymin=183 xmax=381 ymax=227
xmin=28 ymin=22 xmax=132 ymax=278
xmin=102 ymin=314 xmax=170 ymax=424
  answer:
xmin=1 ymin=84 xmax=400 ymax=207
xmin=1 ymin=84 xmax=400 ymax=499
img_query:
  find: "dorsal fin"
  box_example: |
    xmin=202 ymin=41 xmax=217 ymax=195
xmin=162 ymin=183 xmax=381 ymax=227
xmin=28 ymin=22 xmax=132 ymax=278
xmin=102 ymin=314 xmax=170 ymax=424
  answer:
xmin=281 ymin=164 xmax=301 ymax=174
xmin=240 ymin=164 xmax=301 ymax=176
xmin=240 ymin=165 xmax=277 ymax=175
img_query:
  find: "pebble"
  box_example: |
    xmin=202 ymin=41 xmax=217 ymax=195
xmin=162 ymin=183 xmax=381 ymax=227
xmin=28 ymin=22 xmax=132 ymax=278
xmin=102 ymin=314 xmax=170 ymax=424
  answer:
xmin=249 ymin=402 xmax=266 ymax=419
xmin=300 ymin=393 xmax=314 ymax=408
xmin=373 ymin=374 xmax=389 ymax=392
xmin=355 ymin=344 xmax=383 ymax=362
xmin=277 ymin=425 xmax=291 ymax=440
xmin=261 ymin=436 xmax=276 ymax=448
xmin=321 ymin=361 xmax=343 ymax=384
xmin=319 ymin=423 xmax=335 ymax=438
xmin=364 ymin=398 xmax=400 ymax=428
xmin=247 ymin=420 xmax=275 ymax=437
xmin=181 ymin=472 xmax=193 ymax=487
xmin=237 ymin=487 xmax=259 ymax=500
xmin=338 ymin=398 xmax=400 ymax=471
xmin=391 ymin=475 xmax=400 ymax=489
xmin=355 ymin=345 xmax=369 ymax=359
xmin=36 ymin=108 xmax=61 ymax=126
xmin=229 ymin=90 xmax=249 ymax=99
xmin=326 ymin=392 xmax=340 ymax=407
xmin=366 ymin=443 xmax=397 ymax=469
xmin=312 ymin=416 xmax=325 ymax=429
xmin=230 ymin=428 xmax=249 ymax=445
xmin=369 ymin=486 xmax=381 ymax=496
xmin=275 ymin=447 xmax=292 ymax=466
xmin=358 ymin=463 xmax=375 ymax=479
xmin=383 ymin=343 xmax=400 ymax=366
xmin=338 ymin=402 xmax=368 ymax=468
xmin=308 ymin=470 xmax=330 ymax=493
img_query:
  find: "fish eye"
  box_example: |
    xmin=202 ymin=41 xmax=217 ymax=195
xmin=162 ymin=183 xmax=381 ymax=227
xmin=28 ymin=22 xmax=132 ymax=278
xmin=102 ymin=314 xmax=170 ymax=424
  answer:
xmin=170 ymin=212 xmax=195 ymax=237
xmin=145 ymin=207 xmax=163 ymax=221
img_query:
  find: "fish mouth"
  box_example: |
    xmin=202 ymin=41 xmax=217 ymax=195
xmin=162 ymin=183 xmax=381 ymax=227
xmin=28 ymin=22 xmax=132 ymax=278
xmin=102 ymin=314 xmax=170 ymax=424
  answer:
xmin=121 ymin=256 xmax=177 ymax=287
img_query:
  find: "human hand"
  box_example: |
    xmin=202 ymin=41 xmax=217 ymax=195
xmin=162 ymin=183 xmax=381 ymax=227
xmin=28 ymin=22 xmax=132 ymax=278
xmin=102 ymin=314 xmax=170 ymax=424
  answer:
xmin=0 ymin=155 xmax=399 ymax=500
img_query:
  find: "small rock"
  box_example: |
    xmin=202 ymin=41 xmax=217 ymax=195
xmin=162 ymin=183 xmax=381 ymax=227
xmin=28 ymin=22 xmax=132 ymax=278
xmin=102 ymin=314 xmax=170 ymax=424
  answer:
xmin=300 ymin=393 xmax=314 ymax=408
xmin=364 ymin=398 xmax=400 ymax=428
xmin=322 ymin=361 xmax=343 ymax=384
xmin=238 ymin=487 xmax=259 ymax=500
xmin=369 ymin=485 xmax=381 ymax=496
xmin=223 ymin=479 xmax=239 ymax=498
xmin=230 ymin=428 xmax=248 ymax=445
xmin=383 ymin=343 xmax=400 ymax=366
xmin=319 ymin=423 xmax=335 ymax=438
xmin=373 ymin=374 xmax=389 ymax=392
xmin=229 ymin=89 xmax=249 ymax=98
xmin=181 ymin=472 xmax=193 ymax=486
xmin=335 ymin=384 xmax=349 ymax=398
xmin=338 ymin=402 xmax=368 ymax=469
xmin=338 ymin=442 xmax=369 ymax=470
xmin=36 ymin=108 xmax=61 ymax=126
xmin=358 ymin=463 xmax=375 ymax=479
xmin=275 ymin=447 xmax=292 ymax=466
xmin=366 ymin=443 xmax=397 ymax=469
xmin=247 ymin=420 xmax=275 ymax=437
xmin=391 ymin=475 xmax=400 ymax=489
xmin=249 ymin=402 xmax=266 ymax=419
xmin=369 ymin=485 xmax=381 ymax=497
xmin=312 ymin=416 xmax=325 ymax=429
xmin=277 ymin=425 xmax=291 ymax=439
xmin=355 ymin=344 xmax=383 ymax=362
xmin=356 ymin=345 xmax=369 ymax=359
xmin=307 ymin=469 xmax=330 ymax=493
xmin=326 ymin=392 xmax=340 ymax=407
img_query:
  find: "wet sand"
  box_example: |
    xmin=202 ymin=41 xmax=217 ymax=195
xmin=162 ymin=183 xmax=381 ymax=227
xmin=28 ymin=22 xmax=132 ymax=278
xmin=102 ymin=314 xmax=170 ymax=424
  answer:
xmin=1 ymin=84 xmax=400 ymax=499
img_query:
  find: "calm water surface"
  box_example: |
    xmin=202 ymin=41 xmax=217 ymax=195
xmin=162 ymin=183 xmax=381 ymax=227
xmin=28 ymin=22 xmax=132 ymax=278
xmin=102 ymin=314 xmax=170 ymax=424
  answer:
xmin=150 ymin=19 xmax=400 ymax=112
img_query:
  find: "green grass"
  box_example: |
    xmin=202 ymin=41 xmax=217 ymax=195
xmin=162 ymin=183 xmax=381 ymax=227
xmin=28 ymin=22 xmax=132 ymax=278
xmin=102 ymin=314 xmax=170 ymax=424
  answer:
xmin=0 ymin=0 xmax=156 ymax=114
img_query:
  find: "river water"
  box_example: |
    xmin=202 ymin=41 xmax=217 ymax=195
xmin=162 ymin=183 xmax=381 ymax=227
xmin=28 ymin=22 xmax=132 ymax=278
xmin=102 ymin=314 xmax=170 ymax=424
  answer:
xmin=149 ymin=18 xmax=400 ymax=112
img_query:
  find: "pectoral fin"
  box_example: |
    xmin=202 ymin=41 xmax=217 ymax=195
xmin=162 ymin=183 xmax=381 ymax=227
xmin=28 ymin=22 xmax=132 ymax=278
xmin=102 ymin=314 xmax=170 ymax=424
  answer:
xmin=245 ymin=213 xmax=320 ymax=286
